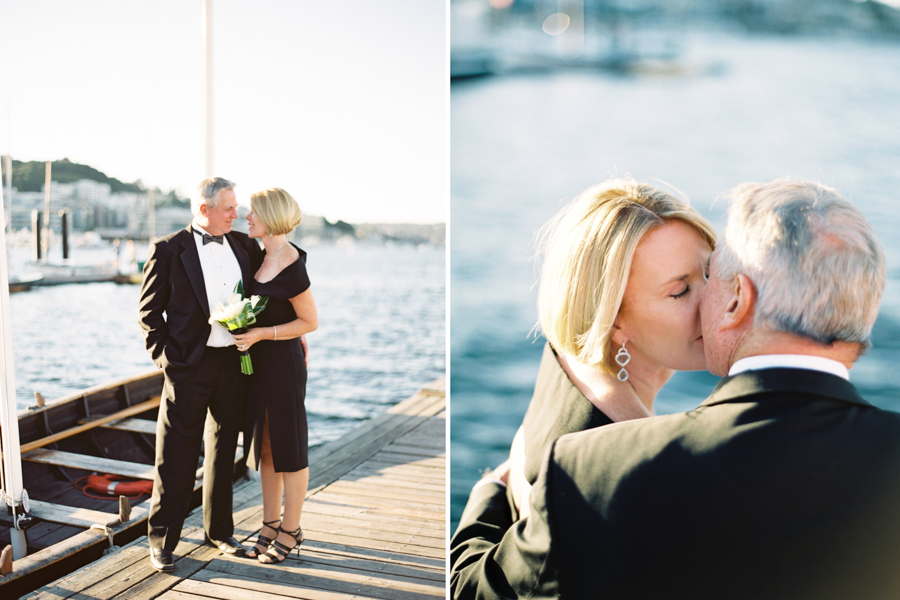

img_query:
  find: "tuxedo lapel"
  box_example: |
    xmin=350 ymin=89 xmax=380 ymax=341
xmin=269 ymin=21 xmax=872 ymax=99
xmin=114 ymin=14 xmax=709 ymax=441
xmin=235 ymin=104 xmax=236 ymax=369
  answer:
xmin=226 ymin=233 xmax=252 ymax=289
xmin=179 ymin=226 xmax=210 ymax=318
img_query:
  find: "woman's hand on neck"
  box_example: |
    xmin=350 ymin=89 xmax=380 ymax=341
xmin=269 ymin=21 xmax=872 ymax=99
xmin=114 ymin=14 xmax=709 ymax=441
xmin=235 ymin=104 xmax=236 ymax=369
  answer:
xmin=557 ymin=351 xmax=670 ymax=421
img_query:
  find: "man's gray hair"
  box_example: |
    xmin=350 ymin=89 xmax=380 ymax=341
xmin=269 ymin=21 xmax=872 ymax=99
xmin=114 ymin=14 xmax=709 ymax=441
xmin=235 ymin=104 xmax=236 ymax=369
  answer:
xmin=715 ymin=179 xmax=884 ymax=347
xmin=191 ymin=177 xmax=236 ymax=215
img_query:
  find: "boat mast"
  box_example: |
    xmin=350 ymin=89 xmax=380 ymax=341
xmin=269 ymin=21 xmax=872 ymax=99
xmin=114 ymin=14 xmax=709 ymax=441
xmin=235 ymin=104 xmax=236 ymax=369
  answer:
xmin=3 ymin=154 xmax=10 ymax=233
xmin=203 ymin=0 xmax=214 ymax=178
xmin=0 ymin=158 xmax=27 ymax=560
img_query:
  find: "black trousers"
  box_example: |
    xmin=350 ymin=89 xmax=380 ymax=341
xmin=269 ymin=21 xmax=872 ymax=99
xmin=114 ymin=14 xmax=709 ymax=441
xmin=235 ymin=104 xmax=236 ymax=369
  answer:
xmin=147 ymin=346 xmax=246 ymax=551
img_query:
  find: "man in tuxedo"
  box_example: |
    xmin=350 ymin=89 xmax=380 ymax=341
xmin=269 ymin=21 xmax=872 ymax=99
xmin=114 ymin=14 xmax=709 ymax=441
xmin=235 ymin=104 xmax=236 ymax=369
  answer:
xmin=139 ymin=177 xmax=260 ymax=571
xmin=451 ymin=179 xmax=900 ymax=599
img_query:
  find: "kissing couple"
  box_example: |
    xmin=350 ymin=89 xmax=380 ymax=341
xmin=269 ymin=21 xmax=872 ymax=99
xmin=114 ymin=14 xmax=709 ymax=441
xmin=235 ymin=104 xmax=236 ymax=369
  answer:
xmin=451 ymin=178 xmax=900 ymax=599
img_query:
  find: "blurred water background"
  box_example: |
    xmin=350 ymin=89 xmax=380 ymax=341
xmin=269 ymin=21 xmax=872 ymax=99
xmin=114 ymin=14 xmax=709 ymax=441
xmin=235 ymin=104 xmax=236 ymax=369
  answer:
xmin=7 ymin=242 xmax=445 ymax=449
xmin=450 ymin=1 xmax=900 ymax=529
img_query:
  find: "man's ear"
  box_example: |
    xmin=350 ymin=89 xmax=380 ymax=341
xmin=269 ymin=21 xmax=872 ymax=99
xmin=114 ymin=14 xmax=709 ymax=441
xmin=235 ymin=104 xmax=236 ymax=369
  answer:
xmin=721 ymin=273 xmax=755 ymax=331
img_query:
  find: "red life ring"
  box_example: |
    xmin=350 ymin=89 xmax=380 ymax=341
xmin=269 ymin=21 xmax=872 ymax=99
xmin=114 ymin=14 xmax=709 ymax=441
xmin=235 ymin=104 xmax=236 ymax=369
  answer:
xmin=85 ymin=474 xmax=153 ymax=498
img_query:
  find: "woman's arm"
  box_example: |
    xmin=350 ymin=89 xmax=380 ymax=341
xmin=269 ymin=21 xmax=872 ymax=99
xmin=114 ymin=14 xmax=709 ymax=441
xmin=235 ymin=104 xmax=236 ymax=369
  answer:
xmin=233 ymin=288 xmax=318 ymax=348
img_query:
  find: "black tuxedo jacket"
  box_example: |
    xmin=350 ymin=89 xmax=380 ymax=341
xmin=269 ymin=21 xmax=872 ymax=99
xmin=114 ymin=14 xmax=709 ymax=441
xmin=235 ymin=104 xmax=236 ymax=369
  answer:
xmin=451 ymin=368 xmax=900 ymax=600
xmin=138 ymin=226 xmax=259 ymax=384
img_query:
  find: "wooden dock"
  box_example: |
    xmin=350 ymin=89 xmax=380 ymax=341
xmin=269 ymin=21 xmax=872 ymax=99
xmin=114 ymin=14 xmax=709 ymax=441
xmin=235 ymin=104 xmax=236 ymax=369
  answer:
xmin=21 ymin=378 xmax=446 ymax=600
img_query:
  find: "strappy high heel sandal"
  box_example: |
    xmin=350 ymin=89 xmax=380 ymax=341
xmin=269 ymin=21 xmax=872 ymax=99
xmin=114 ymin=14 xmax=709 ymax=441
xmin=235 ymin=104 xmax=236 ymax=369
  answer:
xmin=245 ymin=519 xmax=280 ymax=559
xmin=259 ymin=525 xmax=304 ymax=564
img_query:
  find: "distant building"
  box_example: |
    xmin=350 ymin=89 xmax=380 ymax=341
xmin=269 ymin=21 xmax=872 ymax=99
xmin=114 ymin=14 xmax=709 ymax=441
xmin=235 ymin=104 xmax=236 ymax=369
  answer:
xmin=152 ymin=207 xmax=194 ymax=238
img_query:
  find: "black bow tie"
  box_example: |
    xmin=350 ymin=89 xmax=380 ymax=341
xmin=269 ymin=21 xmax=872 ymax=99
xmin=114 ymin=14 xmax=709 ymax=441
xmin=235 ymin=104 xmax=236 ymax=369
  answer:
xmin=194 ymin=229 xmax=224 ymax=245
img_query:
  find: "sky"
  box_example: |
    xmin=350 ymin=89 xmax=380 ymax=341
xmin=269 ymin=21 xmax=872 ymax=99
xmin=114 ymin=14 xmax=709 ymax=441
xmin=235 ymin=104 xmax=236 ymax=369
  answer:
xmin=0 ymin=0 xmax=447 ymax=224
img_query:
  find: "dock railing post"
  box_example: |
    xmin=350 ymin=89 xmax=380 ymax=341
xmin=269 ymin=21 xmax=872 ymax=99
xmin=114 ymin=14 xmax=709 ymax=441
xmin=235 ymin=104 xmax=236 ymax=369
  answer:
xmin=0 ymin=167 xmax=27 ymax=560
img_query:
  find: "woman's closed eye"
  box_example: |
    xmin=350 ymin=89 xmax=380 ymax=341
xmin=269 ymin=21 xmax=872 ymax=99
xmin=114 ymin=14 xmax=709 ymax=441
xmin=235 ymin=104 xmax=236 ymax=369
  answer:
xmin=670 ymin=285 xmax=690 ymax=300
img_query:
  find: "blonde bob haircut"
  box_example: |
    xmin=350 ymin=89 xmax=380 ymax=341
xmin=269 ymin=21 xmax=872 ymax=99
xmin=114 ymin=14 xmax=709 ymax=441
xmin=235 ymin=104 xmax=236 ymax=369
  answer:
xmin=250 ymin=188 xmax=303 ymax=236
xmin=536 ymin=178 xmax=716 ymax=374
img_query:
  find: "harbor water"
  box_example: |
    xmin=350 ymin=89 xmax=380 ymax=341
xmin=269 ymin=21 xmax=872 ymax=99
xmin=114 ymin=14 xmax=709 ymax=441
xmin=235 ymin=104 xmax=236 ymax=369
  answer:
xmin=7 ymin=242 xmax=445 ymax=449
xmin=451 ymin=31 xmax=900 ymax=529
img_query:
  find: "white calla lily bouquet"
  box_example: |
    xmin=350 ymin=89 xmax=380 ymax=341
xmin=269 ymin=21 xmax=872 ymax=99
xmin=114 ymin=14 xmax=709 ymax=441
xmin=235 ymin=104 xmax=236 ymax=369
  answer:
xmin=209 ymin=280 xmax=269 ymax=374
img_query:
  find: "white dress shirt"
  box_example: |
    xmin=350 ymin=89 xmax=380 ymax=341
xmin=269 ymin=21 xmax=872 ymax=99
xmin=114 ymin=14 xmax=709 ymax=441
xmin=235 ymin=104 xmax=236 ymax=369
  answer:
xmin=728 ymin=354 xmax=849 ymax=381
xmin=192 ymin=224 xmax=243 ymax=348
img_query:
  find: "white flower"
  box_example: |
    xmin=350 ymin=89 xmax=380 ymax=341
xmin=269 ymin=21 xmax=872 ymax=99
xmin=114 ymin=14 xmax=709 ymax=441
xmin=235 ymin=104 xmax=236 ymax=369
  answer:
xmin=209 ymin=302 xmax=229 ymax=324
xmin=226 ymin=292 xmax=242 ymax=306
xmin=251 ymin=295 xmax=261 ymax=309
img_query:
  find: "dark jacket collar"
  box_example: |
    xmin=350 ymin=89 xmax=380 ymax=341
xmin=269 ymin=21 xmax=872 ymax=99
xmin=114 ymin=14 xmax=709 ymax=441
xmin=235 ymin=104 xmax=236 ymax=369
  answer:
xmin=702 ymin=367 xmax=869 ymax=409
xmin=176 ymin=225 xmax=252 ymax=318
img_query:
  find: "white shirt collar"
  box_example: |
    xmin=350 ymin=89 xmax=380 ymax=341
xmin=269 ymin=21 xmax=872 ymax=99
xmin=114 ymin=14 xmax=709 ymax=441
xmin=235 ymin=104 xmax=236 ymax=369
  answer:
xmin=192 ymin=222 xmax=213 ymax=237
xmin=729 ymin=354 xmax=849 ymax=381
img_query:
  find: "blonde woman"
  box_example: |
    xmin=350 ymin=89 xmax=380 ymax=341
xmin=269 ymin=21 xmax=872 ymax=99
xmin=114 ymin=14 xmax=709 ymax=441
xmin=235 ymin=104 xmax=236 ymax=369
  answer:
xmin=506 ymin=178 xmax=716 ymax=518
xmin=232 ymin=188 xmax=318 ymax=564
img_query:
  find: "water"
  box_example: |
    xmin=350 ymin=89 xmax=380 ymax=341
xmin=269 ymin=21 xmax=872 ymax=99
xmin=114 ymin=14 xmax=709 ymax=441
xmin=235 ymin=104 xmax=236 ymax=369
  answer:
xmin=7 ymin=242 xmax=445 ymax=450
xmin=450 ymin=31 xmax=900 ymax=529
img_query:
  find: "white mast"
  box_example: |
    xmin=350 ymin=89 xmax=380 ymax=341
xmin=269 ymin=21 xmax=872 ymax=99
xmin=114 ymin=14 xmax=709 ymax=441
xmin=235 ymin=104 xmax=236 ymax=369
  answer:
xmin=3 ymin=154 xmax=10 ymax=232
xmin=0 ymin=155 xmax=27 ymax=560
xmin=203 ymin=0 xmax=214 ymax=178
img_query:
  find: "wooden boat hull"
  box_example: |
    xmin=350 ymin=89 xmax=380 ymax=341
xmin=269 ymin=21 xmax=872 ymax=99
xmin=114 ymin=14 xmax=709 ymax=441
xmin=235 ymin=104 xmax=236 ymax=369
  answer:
xmin=0 ymin=369 xmax=248 ymax=596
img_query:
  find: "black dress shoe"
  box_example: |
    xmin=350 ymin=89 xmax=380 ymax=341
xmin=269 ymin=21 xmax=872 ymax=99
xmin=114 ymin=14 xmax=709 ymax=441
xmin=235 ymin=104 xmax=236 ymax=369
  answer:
xmin=149 ymin=548 xmax=175 ymax=572
xmin=208 ymin=536 xmax=246 ymax=556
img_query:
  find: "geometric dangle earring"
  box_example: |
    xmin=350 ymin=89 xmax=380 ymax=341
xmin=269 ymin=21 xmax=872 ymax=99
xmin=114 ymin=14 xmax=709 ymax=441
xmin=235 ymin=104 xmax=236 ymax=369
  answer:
xmin=615 ymin=341 xmax=631 ymax=382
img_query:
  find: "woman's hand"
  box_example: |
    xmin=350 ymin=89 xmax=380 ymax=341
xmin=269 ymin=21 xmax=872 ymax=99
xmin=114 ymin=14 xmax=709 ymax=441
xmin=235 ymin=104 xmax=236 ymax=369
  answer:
xmin=232 ymin=327 xmax=268 ymax=352
xmin=509 ymin=426 xmax=533 ymax=520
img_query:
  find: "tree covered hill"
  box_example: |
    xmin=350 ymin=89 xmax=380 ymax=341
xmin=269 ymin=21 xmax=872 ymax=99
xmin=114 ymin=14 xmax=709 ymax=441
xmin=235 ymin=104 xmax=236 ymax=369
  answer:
xmin=1 ymin=158 xmax=188 ymax=206
xmin=1 ymin=158 xmax=144 ymax=194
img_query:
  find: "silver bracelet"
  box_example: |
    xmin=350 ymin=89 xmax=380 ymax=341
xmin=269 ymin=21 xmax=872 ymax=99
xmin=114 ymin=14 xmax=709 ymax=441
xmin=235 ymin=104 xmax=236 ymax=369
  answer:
xmin=273 ymin=325 xmax=277 ymax=341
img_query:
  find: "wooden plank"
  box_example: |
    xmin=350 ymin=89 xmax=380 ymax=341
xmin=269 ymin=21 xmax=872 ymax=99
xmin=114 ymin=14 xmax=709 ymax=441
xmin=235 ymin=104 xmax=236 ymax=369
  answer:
xmin=334 ymin=475 xmax=444 ymax=495
xmin=184 ymin=570 xmax=366 ymax=600
xmin=322 ymin=481 xmax=444 ymax=505
xmin=308 ymin=491 xmax=444 ymax=518
xmin=343 ymin=464 xmax=445 ymax=484
xmin=206 ymin=556 xmax=444 ymax=600
xmin=240 ymin=503 xmax=445 ymax=547
xmin=368 ymin=452 xmax=445 ymax=468
xmin=289 ymin=542 xmax=445 ymax=581
xmin=299 ymin=540 xmax=444 ymax=571
xmin=28 ymin=500 xmax=148 ymax=529
xmin=22 ymin=447 xmax=243 ymax=483
xmin=355 ymin=457 xmax=444 ymax=475
xmin=302 ymin=511 xmax=444 ymax=539
xmin=307 ymin=392 xmax=444 ymax=467
xmin=157 ymin=591 xmax=209 ymax=600
xmin=303 ymin=522 xmax=445 ymax=549
xmin=19 ymin=397 xmax=160 ymax=453
xmin=23 ymin=450 xmax=156 ymax=480
xmin=305 ymin=531 xmax=444 ymax=559
xmin=99 ymin=417 xmax=157 ymax=435
xmin=307 ymin=413 xmax=445 ymax=491
xmin=378 ymin=444 xmax=443 ymax=458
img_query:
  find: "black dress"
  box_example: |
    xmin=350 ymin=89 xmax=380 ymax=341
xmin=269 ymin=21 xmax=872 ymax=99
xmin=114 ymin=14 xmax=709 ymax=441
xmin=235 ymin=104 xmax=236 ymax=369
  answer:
xmin=244 ymin=245 xmax=311 ymax=473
